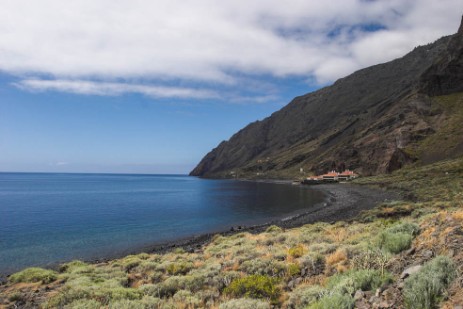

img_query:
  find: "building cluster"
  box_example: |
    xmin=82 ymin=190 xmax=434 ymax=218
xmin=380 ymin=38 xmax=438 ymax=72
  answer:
xmin=303 ymin=170 xmax=358 ymax=184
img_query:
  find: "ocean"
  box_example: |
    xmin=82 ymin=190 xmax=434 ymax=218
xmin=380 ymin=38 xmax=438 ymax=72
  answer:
xmin=0 ymin=173 xmax=324 ymax=275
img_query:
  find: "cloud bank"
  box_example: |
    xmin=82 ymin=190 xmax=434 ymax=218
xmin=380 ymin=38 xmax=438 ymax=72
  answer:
xmin=1 ymin=0 xmax=462 ymax=99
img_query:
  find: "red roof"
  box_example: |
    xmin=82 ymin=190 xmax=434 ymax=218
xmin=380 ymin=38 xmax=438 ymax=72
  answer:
xmin=323 ymin=172 xmax=338 ymax=177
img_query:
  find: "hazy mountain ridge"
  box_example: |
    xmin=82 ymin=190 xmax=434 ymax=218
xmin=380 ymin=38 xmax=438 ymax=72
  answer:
xmin=191 ymin=17 xmax=463 ymax=178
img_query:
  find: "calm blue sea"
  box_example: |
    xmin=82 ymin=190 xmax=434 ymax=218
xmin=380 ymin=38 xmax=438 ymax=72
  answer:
xmin=0 ymin=173 xmax=324 ymax=275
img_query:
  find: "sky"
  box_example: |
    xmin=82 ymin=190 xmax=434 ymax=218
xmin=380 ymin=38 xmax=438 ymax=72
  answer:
xmin=0 ymin=0 xmax=462 ymax=174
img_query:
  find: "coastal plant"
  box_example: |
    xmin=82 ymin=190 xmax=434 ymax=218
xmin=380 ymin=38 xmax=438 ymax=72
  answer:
xmin=287 ymin=263 xmax=301 ymax=277
xmin=265 ymin=225 xmax=283 ymax=233
xmin=240 ymin=259 xmax=286 ymax=277
xmin=375 ymin=221 xmax=419 ymax=254
xmin=119 ymin=254 xmax=149 ymax=272
xmin=9 ymin=267 xmax=58 ymax=284
xmin=285 ymin=285 xmax=325 ymax=309
xmin=327 ymin=269 xmax=393 ymax=296
xmin=403 ymin=256 xmax=457 ymax=309
xmin=143 ymin=275 xmax=204 ymax=298
xmin=307 ymin=292 xmax=354 ymax=309
xmin=299 ymin=253 xmax=325 ymax=276
xmin=350 ymin=248 xmax=391 ymax=276
xmin=223 ymin=274 xmax=281 ymax=303
xmin=325 ymin=248 xmax=348 ymax=267
xmin=288 ymin=244 xmax=304 ymax=258
xmin=219 ymin=298 xmax=270 ymax=309
xmin=59 ymin=260 xmax=89 ymax=273
xmin=308 ymin=242 xmax=337 ymax=255
xmin=65 ymin=299 xmax=102 ymax=309
xmin=172 ymin=290 xmax=201 ymax=307
xmin=165 ymin=261 xmax=194 ymax=275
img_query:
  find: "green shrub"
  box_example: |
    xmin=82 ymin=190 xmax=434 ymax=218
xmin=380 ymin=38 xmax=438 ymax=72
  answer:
xmin=165 ymin=262 xmax=193 ymax=275
xmin=172 ymin=290 xmax=201 ymax=306
xmin=375 ymin=222 xmax=420 ymax=254
xmin=224 ymin=275 xmax=281 ymax=302
xmin=9 ymin=267 xmax=58 ymax=284
xmin=65 ymin=299 xmax=101 ymax=309
xmin=288 ymin=245 xmax=304 ymax=258
xmin=376 ymin=231 xmax=412 ymax=254
xmin=285 ymin=285 xmax=325 ymax=309
xmin=403 ymin=256 xmax=457 ymax=309
xmin=307 ymin=292 xmax=354 ymax=309
xmin=142 ymin=275 xmax=204 ymax=298
xmin=287 ymin=263 xmax=301 ymax=277
xmin=240 ymin=259 xmax=286 ymax=277
xmin=108 ymin=299 xmax=145 ymax=309
xmin=265 ymin=225 xmax=283 ymax=233
xmin=219 ymin=298 xmax=270 ymax=309
xmin=300 ymin=254 xmax=326 ymax=276
xmin=327 ymin=269 xmax=393 ymax=295
xmin=387 ymin=222 xmax=420 ymax=235
xmin=350 ymin=248 xmax=391 ymax=274
xmin=59 ymin=260 xmax=89 ymax=273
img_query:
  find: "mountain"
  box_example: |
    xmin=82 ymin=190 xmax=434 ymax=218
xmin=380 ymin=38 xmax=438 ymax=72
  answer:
xmin=191 ymin=17 xmax=463 ymax=179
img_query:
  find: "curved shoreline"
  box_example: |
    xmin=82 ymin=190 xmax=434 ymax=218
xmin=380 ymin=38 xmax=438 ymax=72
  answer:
xmin=136 ymin=183 xmax=399 ymax=255
xmin=1 ymin=182 xmax=399 ymax=280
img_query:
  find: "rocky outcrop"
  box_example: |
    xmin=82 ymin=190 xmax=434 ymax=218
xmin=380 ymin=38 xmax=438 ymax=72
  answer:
xmin=191 ymin=17 xmax=463 ymax=178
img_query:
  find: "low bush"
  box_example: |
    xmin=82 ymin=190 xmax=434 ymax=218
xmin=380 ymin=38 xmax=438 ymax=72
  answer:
xmin=307 ymin=292 xmax=354 ymax=309
xmin=65 ymin=299 xmax=102 ymax=309
xmin=9 ymin=267 xmax=58 ymax=284
xmin=223 ymin=275 xmax=281 ymax=302
xmin=387 ymin=222 xmax=420 ymax=235
xmin=143 ymin=275 xmax=204 ymax=298
xmin=288 ymin=244 xmax=304 ymax=258
xmin=285 ymin=285 xmax=325 ymax=309
xmin=108 ymin=299 xmax=146 ymax=309
xmin=219 ymin=298 xmax=270 ymax=309
xmin=327 ymin=269 xmax=393 ymax=295
xmin=287 ymin=263 xmax=301 ymax=277
xmin=240 ymin=259 xmax=286 ymax=277
xmin=375 ymin=222 xmax=419 ymax=254
xmin=59 ymin=260 xmax=89 ymax=273
xmin=299 ymin=254 xmax=325 ymax=276
xmin=403 ymin=256 xmax=457 ymax=309
xmin=172 ymin=290 xmax=201 ymax=307
xmin=165 ymin=261 xmax=193 ymax=275
xmin=265 ymin=225 xmax=283 ymax=233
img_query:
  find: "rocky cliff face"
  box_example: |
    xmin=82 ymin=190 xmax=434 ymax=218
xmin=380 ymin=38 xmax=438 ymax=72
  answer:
xmin=191 ymin=18 xmax=463 ymax=178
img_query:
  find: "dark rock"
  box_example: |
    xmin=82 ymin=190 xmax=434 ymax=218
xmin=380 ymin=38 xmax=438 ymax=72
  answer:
xmin=354 ymin=290 xmax=365 ymax=301
xmin=423 ymin=250 xmax=433 ymax=259
xmin=401 ymin=265 xmax=422 ymax=279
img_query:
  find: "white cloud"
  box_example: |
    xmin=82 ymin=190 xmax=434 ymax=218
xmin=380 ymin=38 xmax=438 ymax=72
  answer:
xmin=15 ymin=79 xmax=219 ymax=99
xmin=1 ymin=0 xmax=462 ymax=95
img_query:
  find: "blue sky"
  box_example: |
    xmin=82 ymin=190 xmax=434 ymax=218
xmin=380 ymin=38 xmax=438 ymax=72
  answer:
xmin=0 ymin=0 xmax=462 ymax=174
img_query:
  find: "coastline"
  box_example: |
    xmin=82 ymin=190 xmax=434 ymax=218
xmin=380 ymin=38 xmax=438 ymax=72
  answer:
xmin=1 ymin=182 xmax=399 ymax=280
xmin=136 ymin=183 xmax=399 ymax=255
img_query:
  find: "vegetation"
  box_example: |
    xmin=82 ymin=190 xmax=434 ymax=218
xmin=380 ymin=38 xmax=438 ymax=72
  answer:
xmin=224 ymin=275 xmax=281 ymax=303
xmin=403 ymin=256 xmax=458 ymax=309
xmin=9 ymin=267 xmax=58 ymax=284
xmin=1 ymin=157 xmax=463 ymax=308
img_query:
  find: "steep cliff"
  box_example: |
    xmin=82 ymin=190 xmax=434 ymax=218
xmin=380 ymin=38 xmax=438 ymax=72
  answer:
xmin=191 ymin=17 xmax=463 ymax=178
